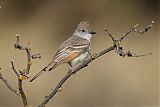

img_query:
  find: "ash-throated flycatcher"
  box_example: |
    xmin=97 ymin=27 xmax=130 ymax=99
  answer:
xmin=29 ymin=21 xmax=96 ymax=82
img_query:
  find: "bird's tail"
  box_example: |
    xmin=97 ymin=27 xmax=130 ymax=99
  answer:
xmin=29 ymin=60 xmax=57 ymax=82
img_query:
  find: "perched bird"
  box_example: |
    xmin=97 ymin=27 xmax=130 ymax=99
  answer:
xmin=29 ymin=21 xmax=96 ymax=82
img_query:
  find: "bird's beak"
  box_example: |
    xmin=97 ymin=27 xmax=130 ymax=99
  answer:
xmin=89 ymin=31 xmax=96 ymax=34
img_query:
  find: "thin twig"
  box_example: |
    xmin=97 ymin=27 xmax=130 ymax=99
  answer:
xmin=114 ymin=46 xmax=152 ymax=58
xmin=125 ymin=51 xmax=152 ymax=57
xmin=104 ymin=28 xmax=115 ymax=42
xmin=120 ymin=24 xmax=139 ymax=41
xmin=26 ymin=49 xmax=31 ymax=75
xmin=10 ymin=61 xmax=19 ymax=77
xmin=0 ymin=70 xmax=20 ymax=96
xmin=38 ymin=46 xmax=115 ymax=107
xmin=10 ymin=58 xmax=28 ymax=106
xmin=104 ymin=21 xmax=154 ymax=57
xmin=13 ymin=35 xmax=32 ymax=107
xmin=18 ymin=78 xmax=28 ymax=107
xmin=120 ymin=21 xmax=154 ymax=41
xmin=14 ymin=35 xmax=41 ymax=75
xmin=39 ymin=20 xmax=154 ymax=107
xmin=14 ymin=35 xmax=32 ymax=75
xmin=14 ymin=35 xmax=41 ymax=107
xmin=1 ymin=35 xmax=41 ymax=107
xmin=30 ymin=53 xmax=41 ymax=59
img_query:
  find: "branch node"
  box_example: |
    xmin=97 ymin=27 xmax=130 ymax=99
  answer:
xmin=45 ymin=96 xmax=48 ymax=98
xmin=57 ymin=88 xmax=62 ymax=92
xmin=67 ymin=68 xmax=72 ymax=74
xmin=30 ymin=53 xmax=41 ymax=59
xmin=19 ymin=75 xmax=24 ymax=81
xmin=91 ymin=53 xmax=99 ymax=59
xmin=133 ymin=24 xmax=139 ymax=28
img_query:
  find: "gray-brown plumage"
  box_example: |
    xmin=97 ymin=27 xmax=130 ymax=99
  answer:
xmin=29 ymin=21 xmax=96 ymax=82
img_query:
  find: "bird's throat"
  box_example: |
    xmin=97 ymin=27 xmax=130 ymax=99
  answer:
xmin=79 ymin=33 xmax=93 ymax=41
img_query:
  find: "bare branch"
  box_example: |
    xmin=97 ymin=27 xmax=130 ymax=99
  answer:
xmin=18 ymin=78 xmax=28 ymax=107
xmin=38 ymin=20 xmax=154 ymax=107
xmin=14 ymin=34 xmax=41 ymax=75
xmin=38 ymin=46 xmax=115 ymax=107
xmin=13 ymin=35 xmax=35 ymax=106
xmin=0 ymin=20 xmax=154 ymax=107
xmin=120 ymin=20 xmax=154 ymax=41
xmin=14 ymin=34 xmax=29 ymax=50
xmin=10 ymin=61 xmax=19 ymax=77
xmin=1 ymin=35 xmax=41 ymax=107
xmin=104 ymin=21 xmax=154 ymax=58
xmin=104 ymin=28 xmax=115 ymax=42
xmin=14 ymin=35 xmax=31 ymax=74
xmin=0 ymin=69 xmax=20 ymax=96
xmin=0 ymin=62 xmax=28 ymax=107
xmin=120 ymin=24 xmax=139 ymax=41
xmin=9 ymin=60 xmax=30 ymax=106
xmin=30 ymin=53 xmax=41 ymax=59
xmin=26 ymin=49 xmax=31 ymax=75
xmin=115 ymin=46 xmax=152 ymax=58
xmin=125 ymin=51 xmax=152 ymax=57
xmin=13 ymin=35 xmax=41 ymax=107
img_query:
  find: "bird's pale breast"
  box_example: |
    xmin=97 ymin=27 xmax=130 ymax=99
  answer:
xmin=70 ymin=51 xmax=91 ymax=66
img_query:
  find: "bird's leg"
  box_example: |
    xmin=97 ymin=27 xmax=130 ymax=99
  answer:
xmin=67 ymin=62 xmax=76 ymax=74
xmin=68 ymin=62 xmax=72 ymax=67
xmin=67 ymin=68 xmax=72 ymax=74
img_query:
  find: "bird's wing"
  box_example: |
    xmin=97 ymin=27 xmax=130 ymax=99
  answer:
xmin=29 ymin=36 xmax=90 ymax=82
xmin=53 ymin=36 xmax=90 ymax=63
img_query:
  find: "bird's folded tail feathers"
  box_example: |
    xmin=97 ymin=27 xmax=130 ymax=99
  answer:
xmin=29 ymin=61 xmax=57 ymax=82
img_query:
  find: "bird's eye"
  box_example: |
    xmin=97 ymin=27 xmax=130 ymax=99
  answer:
xmin=82 ymin=30 xmax=85 ymax=32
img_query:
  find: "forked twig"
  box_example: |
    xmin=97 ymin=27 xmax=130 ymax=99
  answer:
xmin=0 ymin=35 xmax=41 ymax=107
xmin=38 ymin=21 xmax=154 ymax=107
xmin=0 ymin=69 xmax=20 ymax=96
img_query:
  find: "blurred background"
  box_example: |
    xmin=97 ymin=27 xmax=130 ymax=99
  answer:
xmin=0 ymin=0 xmax=159 ymax=107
